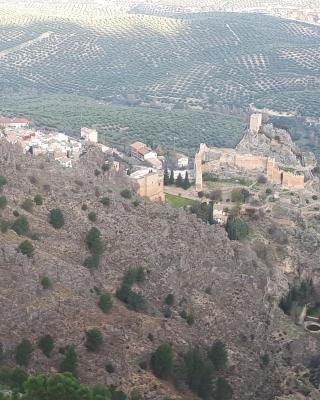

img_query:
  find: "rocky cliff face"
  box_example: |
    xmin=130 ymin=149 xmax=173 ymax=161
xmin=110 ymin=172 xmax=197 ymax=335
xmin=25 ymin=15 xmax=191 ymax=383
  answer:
xmin=0 ymin=140 xmax=319 ymax=399
xmin=236 ymin=124 xmax=317 ymax=169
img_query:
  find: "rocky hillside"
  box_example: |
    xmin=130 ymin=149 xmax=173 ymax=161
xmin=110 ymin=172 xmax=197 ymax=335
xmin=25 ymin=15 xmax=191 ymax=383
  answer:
xmin=0 ymin=140 xmax=319 ymax=400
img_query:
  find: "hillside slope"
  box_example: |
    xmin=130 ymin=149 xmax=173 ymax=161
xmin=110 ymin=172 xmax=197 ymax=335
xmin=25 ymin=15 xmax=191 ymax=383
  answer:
xmin=0 ymin=141 xmax=320 ymax=399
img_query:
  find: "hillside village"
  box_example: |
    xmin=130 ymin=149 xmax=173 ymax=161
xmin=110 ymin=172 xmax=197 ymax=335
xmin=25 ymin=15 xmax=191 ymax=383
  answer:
xmin=1 ymin=112 xmax=319 ymax=228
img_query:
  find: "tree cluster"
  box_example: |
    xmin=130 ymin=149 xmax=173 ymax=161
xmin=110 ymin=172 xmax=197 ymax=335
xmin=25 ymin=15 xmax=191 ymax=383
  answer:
xmin=116 ymin=268 xmax=146 ymax=312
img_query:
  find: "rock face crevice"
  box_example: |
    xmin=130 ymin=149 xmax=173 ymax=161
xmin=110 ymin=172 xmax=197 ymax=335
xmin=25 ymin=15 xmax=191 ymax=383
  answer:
xmin=0 ymin=140 xmax=319 ymax=400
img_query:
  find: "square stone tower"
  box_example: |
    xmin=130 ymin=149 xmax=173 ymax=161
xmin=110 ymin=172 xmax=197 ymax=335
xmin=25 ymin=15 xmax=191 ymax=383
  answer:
xmin=249 ymin=113 xmax=263 ymax=133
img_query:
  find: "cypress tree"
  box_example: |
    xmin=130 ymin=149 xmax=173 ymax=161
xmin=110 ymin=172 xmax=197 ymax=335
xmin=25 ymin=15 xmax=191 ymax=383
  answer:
xmin=175 ymin=173 xmax=183 ymax=188
xmin=182 ymin=171 xmax=191 ymax=190
xmin=163 ymin=168 xmax=170 ymax=186
xmin=169 ymin=170 xmax=175 ymax=185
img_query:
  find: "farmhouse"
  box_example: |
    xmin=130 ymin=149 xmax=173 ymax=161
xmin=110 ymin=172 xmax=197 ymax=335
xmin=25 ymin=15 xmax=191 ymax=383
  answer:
xmin=130 ymin=169 xmax=165 ymax=203
xmin=0 ymin=117 xmax=31 ymax=129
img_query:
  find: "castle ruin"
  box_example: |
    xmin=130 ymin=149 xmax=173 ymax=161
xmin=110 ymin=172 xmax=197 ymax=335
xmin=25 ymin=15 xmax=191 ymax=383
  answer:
xmin=195 ymin=114 xmax=305 ymax=191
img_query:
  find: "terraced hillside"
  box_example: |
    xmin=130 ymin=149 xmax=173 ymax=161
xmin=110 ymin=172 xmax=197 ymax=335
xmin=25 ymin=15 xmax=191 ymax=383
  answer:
xmin=0 ymin=1 xmax=320 ymax=153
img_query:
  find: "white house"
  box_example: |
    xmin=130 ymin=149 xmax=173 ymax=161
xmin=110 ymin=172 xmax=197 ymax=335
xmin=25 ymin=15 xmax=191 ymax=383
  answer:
xmin=0 ymin=117 xmax=31 ymax=129
xmin=177 ymin=155 xmax=189 ymax=168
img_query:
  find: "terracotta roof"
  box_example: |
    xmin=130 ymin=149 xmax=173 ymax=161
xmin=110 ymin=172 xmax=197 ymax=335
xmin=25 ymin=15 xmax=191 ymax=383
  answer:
xmin=130 ymin=141 xmax=146 ymax=151
xmin=139 ymin=147 xmax=154 ymax=155
xmin=0 ymin=118 xmax=31 ymax=125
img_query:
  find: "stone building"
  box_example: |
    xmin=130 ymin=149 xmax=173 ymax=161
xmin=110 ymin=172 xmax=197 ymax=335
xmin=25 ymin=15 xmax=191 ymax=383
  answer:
xmin=249 ymin=113 xmax=263 ymax=133
xmin=130 ymin=141 xmax=157 ymax=161
xmin=0 ymin=117 xmax=31 ymax=129
xmin=81 ymin=127 xmax=98 ymax=143
xmin=130 ymin=169 xmax=165 ymax=203
xmin=194 ymin=144 xmax=304 ymax=191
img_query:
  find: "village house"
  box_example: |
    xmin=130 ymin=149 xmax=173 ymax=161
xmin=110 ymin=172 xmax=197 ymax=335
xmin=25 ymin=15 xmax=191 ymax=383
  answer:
xmin=81 ymin=127 xmax=98 ymax=143
xmin=176 ymin=154 xmax=189 ymax=168
xmin=130 ymin=169 xmax=165 ymax=203
xmin=130 ymin=141 xmax=157 ymax=161
xmin=0 ymin=117 xmax=31 ymax=129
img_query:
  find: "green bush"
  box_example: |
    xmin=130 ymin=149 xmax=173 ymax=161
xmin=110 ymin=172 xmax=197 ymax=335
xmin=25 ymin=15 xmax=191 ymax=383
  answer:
xmin=85 ymin=227 xmax=102 ymax=255
xmin=186 ymin=314 xmax=195 ymax=325
xmin=0 ymin=219 xmax=10 ymax=233
xmin=165 ymin=294 xmax=175 ymax=306
xmin=34 ymin=194 xmax=43 ymax=206
xmin=231 ymin=188 xmax=244 ymax=203
xmin=212 ymin=377 xmax=233 ymax=400
xmin=208 ymin=340 xmax=228 ymax=371
xmin=151 ymin=344 xmax=173 ymax=380
xmin=88 ymin=212 xmax=97 ymax=222
xmin=17 ymin=240 xmax=34 ymax=257
xmin=100 ymin=197 xmax=110 ymax=206
xmin=0 ymin=196 xmax=7 ymax=210
xmin=85 ymin=329 xmax=103 ymax=352
xmin=0 ymin=176 xmax=7 ymax=189
xmin=49 ymin=209 xmax=65 ymax=229
xmin=11 ymin=216 xmax=29 ymax=235
xmin=59 ymin=345 xmax=78 ymax=376
xmin=116 ymin=268 xmax=146 ymax=312
xmin=120 ymin=189 xmax=132 ymax=199
xmin=0 ymin=367 xmax=28 ymax=392
xmin=21 ymin=198 xmax=33 ymax=212
xmin=81 ymin=204 xmax=88 ymax=211
xmin=38 ymin=335 xmax=54 ymax=357
xmin=98 ymin=293 xmax=113 ymax=313
xmin=225 ymin=217 xmax=249 ymax=241
xmin=105 ymin=363 xmax=115 ymax=373
xmin=15 ymin=339 xmax=32 ymax=367
xmin=83 ymin=255 xmax=100 ymax=270
xmin=41 ymin=276 xmax=52 ymax=289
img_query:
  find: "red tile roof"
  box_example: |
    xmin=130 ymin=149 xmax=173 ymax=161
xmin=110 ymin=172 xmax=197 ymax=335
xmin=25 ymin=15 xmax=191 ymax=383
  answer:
xmin=0 ymin=117 xmax=31 ymax=125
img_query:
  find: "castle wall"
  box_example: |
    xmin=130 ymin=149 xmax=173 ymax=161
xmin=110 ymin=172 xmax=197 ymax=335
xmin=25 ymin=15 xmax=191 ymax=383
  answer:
xmin=282 ymin=172 xmax=304 ymax=189
xmin=234 ymin=154 xmax=268 ymax=171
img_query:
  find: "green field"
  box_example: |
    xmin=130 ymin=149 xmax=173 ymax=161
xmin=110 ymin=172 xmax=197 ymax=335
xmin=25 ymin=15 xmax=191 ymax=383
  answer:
xmin=165 ymin=193 xmax=196 ymax=208
xmin=0 ymin=2 xmax=320 ymax=154
xmin=0 ymin=93 xmax=246 ymax=154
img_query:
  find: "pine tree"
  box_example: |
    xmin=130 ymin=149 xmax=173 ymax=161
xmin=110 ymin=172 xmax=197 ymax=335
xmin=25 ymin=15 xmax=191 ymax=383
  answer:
xmin=175 ymin=173 xmax=183 ymax=188
xmin=182 ymin=171 xmax=191 ymax=190
xmin=163 ymin=168 xmax=170 ymax=186
xmin=169 ymin=170 xmax=175 ymax=185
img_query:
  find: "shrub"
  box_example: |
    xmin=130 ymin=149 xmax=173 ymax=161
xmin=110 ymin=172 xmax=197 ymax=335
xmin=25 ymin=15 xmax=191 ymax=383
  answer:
xmin=225 ymin=217 xmax=249 ymax=241
xmin=133 ymin=200 xmax=140 ymax=207
xmin=102 ymin=164 xmax=110 ymax=173
xmin=17 ymin=240 xmax=34 ymax=257
xmin=41 ymin=276 xmax=52 ymax=289
xmin=312 ymin=195 xmax=318 ymax=201
xmin=34 ymin=194 xmax=43 ymax=206
xmin=88 ymin=212 xmax=97 ymax=222
xmin=100 ymin=197 xmax=110 ymax=206
xmin=198 ymin=191 xmax=205 ymax=198
xmin=81 ymin=204 xmax=88 ymax=211
xmin=147 ymin=333 xmax=154 ymax=342
xmin=151 ymin=344 xmax=173 ymax=380
xmin=208 ymin=340 xmax=228 ymax=371
xmin=13 ymin=210 xmax=19 ymax=217
xmin=98 ymin=293 xmax=113 ymax=313
xmin=0 ymin=176 xmax=7 ymax=189
xmin=120 ymin=189 xmax=132 ymax=199
xmin=0 ymin=196 xmax=7 ymax=210
xmin=130 ymin=389 xmax=143 ymax=400
xmin=266 ymin=188 xmax=272 ymax=195
xmin=231 ymin=188 xmax=244 ymax=203
xmin=15 ymin=339 xmax=32 ymax=367
xmin=105 ymin=363 xmax=115 ymax=373
xmin=83 ymin=255 xmax=100 ymax=270
xmin=213 ymin=377 xmax=233 ymax=400
xmin=48 ymin=209 xmax=64 ymax=229
xmin=59 ymin=345 xmax=78 ymax=376
xmin=209 ymin=189 xmax=222 ymax=202
xmin=127 ymin=291 xmax=146 ymax=312
xmin=12 ymin=216 xmax=29 ymax=235
xmin=38 ymin=335 xmax=54 ymax=357
xmin=85 ymin=227 xmax=102 ymax=255
xmin=116 ymin=268 xmax=146 ymax=312
xmin=0 ymin=367 xmax=28 ymax=392
xmin=94 ymin=169 xmax=101 ymax=177
xmin=186 ymin=314 xmax=195 ymax=325
xmin=258 ymin=175 xmax=267 ymax=184
xmin=21 ymin=198 xmax=33 ymax=212
xmin=85 ymin=329 xmax=103 ymax=352
xmin=0 ymin=219 xmax=10 ymax=233
xmin=165 ymin=294 xmax=175 ymax=306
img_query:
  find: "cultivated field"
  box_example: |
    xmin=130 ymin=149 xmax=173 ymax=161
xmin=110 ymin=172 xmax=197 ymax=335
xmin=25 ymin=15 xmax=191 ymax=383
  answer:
xmin=0 ymin=0 xmax=320 ymax=153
